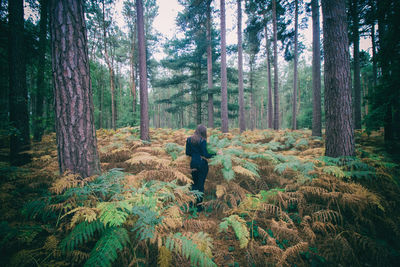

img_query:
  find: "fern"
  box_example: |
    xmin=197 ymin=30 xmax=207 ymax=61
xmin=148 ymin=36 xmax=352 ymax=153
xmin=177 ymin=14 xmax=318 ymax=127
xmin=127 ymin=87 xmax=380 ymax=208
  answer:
xmin=131 ymin=206 xmax=163 ymax=241
xmin=219 ymin=215 xmax=250 ymax=248
xmin=60 ymin=220 xmax=105 ymax=252
xmin=21 ymin=197 xmax=56 ymax=221
xmin=158 ymin=245 xmax=172 ymax=267
xmin=84 ymin=227 xmax=129 ymax=267
xmin=266 ymin=141 xmax=283 ymax=151
xmin=98 ymin=201 xmax=131 ymax=227
xmin=323 ymin=166 xmax=346 ymax=179
xmin=165 ymin=232 xmax=216 ymax=267
xmin=164 ymin=143 xmax=184 ymax=160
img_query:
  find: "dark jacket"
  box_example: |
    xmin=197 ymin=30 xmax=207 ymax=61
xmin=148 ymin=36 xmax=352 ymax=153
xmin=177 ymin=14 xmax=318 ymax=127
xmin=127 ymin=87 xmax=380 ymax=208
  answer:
xmin=185 ymin=137 xmax=215 ymax=169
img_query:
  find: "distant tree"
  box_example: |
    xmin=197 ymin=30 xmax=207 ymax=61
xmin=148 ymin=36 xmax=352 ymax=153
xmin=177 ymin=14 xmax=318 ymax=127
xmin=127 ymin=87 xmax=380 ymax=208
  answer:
xmin=321 ymin=0 xmax=355 ymax=156
xmin=136 ymin=0 xmax=150 ymax=140
xmin=9 ymin=0 xmax=31 ymax=165
xmin=311 ymin=0 xmax=322 ymax=137
xmin=350 ymin=0 xmax=362 ymax=130
xmin=292 ymin=0 xmax=299 ymax=130
xmin=220 ymin=0 xmax=229 ymax=133
xmin=49 ymin=0 xmax=101 ymax=177
xmin=237 ymin=0 xmax=245 ymax=133
xmin=272 ymin=0 xmax=279 ymax=130
xmin=265 ymin=22 xmax=273 ymax=129
xmin=33 ymin=0 xmax=48 ymax=141
xmin=207 ymin=0 xmax=214 ymax=128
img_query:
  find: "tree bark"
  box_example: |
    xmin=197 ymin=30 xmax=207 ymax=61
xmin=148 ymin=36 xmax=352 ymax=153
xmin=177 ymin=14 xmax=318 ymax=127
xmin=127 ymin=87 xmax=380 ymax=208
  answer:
xmin=311 ymin=0 xmax=322 ymax=136
xmin=351 ymin=0 xmax=361 ymax=130
xmin=272 ymin=0 xmax=279 ymax=130
xmin=8 ymin=0 xmax=31 ymax=165
xmin=220 ymin=0 xmax=229 ymax=133
xmin=50 ymin=0 xmax=101 ymax=177
xmin=249 ymin=56 xmax=255 ymax=130
xmin=33 ymin=0 xmax=48 ymax=141
xmin=265 ymin=24 xmax=273 ymax=129
xmin=321 ymin=0 xmax=355 ymax=157
xmin=292 ymin=0 xmax=298 ymax=130
xmin=237 ymin=0 xmax=245 ymax=133
xmin=136 ymin=0 xmax=150 ymax=140
xmin=206 ymin=0 xmax=214 ymax=128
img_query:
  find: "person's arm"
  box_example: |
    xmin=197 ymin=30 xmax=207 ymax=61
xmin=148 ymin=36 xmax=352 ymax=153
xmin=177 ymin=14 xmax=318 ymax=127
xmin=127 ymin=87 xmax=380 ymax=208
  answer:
xmin=185 ymin=138 xmax=191 ymax=156
xmin=200 ymin=139 xmax=216 ymax=159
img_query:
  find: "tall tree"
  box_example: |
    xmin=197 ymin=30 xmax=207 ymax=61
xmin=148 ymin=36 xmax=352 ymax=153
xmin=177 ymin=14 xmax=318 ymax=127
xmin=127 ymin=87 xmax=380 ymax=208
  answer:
xmin=321 ymin=0 xmax=355 ymax=156
xmin=33 ymin=0 xmax=48 ymax=141
xmin=272 ymin=0 xmax=279 ymax=130
xmin=265 ymin=23 xmax=273 ymax=129
xmin=220 ymin=0 xmax=229 ymax=133
xmin=350 ymin=0 xmax=362 ymax=130
xmin=136 ymin=0 xmax=150 ymax=140
xmin=101 ymin=0 xmax=117 ymax=130
xmin=50 ymin=0 xmax=101 ymax=177
xmin=8 ymin=0 xmax=30 ymax=165
xmin=237 ymin=0 xmax=245 ymax=133
xmin=206 ymin=0 xmax=214 ymax=128
xmin=292 ymin=0 xmax=299 ymax=130
xmin=311 ymin=0 xmax=322 ymax=136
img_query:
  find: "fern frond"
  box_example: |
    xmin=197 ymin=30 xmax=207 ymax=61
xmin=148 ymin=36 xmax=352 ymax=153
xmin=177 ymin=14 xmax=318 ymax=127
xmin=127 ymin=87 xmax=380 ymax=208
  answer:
xmin=158 ymin=245 xmax=172 ymax=267
xmin=50 ymin=172 xmax=82 ymax=194
xmin=84 ymin=227 xmax=130 ymax=267
xmin=61 ymin=220 xmax=105 ymax=252
xmin=165 ymin=232 xmax=217 ymax=267
xmin=277 ymin=242 xmax=308 ymax=266
xmin=98 ymin=201 xmax=131 ymax=227
xmin=322 ymin=166 xmax=346 ymax=178
xmin=312 ymin=210 xmax=343 ymax=225
xmin=232 ymin=165 xmax=257 ymax=180
xmin=219 ymin=215 xmax=250 ymax=248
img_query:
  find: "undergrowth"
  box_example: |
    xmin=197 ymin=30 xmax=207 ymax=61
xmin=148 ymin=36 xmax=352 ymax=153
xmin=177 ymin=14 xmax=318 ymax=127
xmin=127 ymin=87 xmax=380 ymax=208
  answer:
xmin=0 ymin=127 xmax=399 ymax=266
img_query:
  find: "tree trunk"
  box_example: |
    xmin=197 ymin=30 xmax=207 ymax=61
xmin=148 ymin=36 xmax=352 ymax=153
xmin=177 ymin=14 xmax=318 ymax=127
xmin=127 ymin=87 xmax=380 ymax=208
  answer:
xmin=311 ymin=0 xmax=322 ymax=136
xmin=220 ymin=0 xmax=229 ymax=133
xmin=272 ymin=0 xmax=279 ymax=130
xmin=50 ymin=0 xmax=101 ymax=177
xmin=206 ymin=0 xmax=214 ymax=128
xmin=237 ymin=0 xmax=245 ymax=133
xmin=101 ymin=0 xmax=116 ymax=130
xmin=321 ymin=0 xmax=355 ymax=157
xmin=371 ymin=23 xmax=377 ymax=88
xmin=33 ymin=0 xmax=48 ymax=141
xmin=130 ymin=23 xmax=137 ymax=124
xmin=136 ymin=0 xmax=150 ymax=140
xmin=8 ymin=0 xmax=30 ymax=165
xmin=99 ymin=80 xmax=103 ymax=129
xmin=265 ymin=24 xmax=273 ymax=129
xmin=250 ymin=57 xmax=255 ymax=130
xmin=351 ymin=0 xmax=361 ymax=130
xmin=196 ymin=62 xmax=202 ymax=125
xmin=292 ymin=0 xmax=298 ymax=130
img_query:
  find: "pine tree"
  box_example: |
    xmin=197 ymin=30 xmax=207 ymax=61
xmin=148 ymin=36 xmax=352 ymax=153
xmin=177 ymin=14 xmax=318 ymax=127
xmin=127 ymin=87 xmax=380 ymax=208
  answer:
xmin=50 ymin=0 xmax=101 ymax=177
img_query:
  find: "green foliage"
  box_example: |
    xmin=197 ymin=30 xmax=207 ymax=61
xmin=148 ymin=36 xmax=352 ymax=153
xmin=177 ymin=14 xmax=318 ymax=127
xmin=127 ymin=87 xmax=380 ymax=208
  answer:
xmin=84 ymin=227 xmax=130 ymax=267
xmin=323 ymin=166 xmax=346 ymax=179
xmin=0 ymin=221 xmax=17 ymax=249
xmin=219 ymin=215 xmax=250 ymax=248
xmin=98 ymin=201 xmax=131 ymax=227
xmin=60 ymin=220 xmax=105 ymax=252
xmin=274 ymin=159 xmax=314 ymax=177
xmin=210 ymin=154 xmax=235 ymax=181
xmin=21 ymin=197 xmax=56 ymax=221
xmin=165 ymin=232 xmax=216 ymax=267
xmin=131 ymin=206 xmax=162 ymax=241
xmin=260 ymin=188 xmax=286 ymax=203
xmin=266 ymin=141 xmax=284 ymax=151
xmin=164 ymin=142 xmax=184 ymax=160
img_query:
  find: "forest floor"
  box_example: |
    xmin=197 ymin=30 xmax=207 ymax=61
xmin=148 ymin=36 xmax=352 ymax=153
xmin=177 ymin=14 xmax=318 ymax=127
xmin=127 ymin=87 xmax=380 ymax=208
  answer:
xmin=0 ymin=128 xmax=399 ymax=267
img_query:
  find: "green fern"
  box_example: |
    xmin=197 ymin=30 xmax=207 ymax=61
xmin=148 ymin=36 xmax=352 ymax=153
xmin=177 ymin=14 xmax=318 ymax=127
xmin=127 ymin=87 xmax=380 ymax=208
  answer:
xmin=98 ymin=201 xmax=131 ymax=227
xmin=60 ymin=220 xmax=105 ymax=252
xmin=84 ymin=227 xmax=129 ymax=267
xmin=165 ymin=232 xmax=217 ymax=267
xmin=164 ymin=143 xmax=184 ymax=160
xmin=266 ymin=141 xmax=284 ymax=151
xmin=131 ymin=206 xmax=163 ymax=241
xmin=219 ymin=215 xmax=250 ymax=248
xmin=242 ymin=160 xmax=260 ymax=178
xmin=21 ymin=197 xmax=56 ymax=221
xmin=323 ymin=166 xmax=346 ymax=179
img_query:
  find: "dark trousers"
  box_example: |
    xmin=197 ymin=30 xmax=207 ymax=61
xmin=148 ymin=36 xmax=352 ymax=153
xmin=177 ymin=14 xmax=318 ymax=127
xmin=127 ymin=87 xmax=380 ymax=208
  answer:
xmin=191 ymin=160 xmax=209 ymax=207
